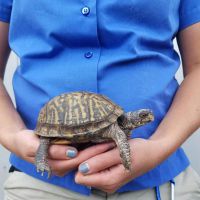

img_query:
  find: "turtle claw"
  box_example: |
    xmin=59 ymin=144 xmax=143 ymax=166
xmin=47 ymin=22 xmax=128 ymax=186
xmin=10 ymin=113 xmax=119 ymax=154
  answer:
xmin=36 ymin=162 xmax=51 ymax=178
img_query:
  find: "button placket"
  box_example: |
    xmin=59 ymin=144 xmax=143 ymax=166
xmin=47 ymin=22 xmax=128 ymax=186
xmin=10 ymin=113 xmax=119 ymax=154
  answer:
xmin=81 ymin=5 xmax=93 ymax=58
xmin=81 ymin=6 xmax=93 ymax=58
xmin=79 ymin=0 xmax=101 ymax=90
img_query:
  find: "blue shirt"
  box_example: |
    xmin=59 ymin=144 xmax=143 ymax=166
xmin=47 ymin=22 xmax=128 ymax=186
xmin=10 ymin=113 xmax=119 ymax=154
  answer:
xmin=1 ymin=0 xmax=200 ymax=196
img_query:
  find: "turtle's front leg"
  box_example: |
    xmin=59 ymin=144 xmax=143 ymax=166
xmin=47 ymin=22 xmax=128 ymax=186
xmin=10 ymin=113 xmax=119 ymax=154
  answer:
xmin=35 ymin=137 xmax=51 ymax=178
xmin=102 ymin=122 xmax=132 ymax=171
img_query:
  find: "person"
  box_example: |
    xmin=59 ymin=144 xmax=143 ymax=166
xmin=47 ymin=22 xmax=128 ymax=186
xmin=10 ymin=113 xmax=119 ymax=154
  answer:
xmin=0 ymin=0 xmax=200 ymax=199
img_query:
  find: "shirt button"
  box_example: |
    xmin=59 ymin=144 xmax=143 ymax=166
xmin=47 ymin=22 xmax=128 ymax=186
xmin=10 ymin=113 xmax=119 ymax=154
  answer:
xmin=81 ymin=7 xmax=90 ymax=16
xmin=84 ymin=51 xmax=93 ymax=58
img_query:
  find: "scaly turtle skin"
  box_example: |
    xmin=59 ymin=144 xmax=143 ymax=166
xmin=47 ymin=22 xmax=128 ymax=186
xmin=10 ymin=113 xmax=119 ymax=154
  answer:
xmin=34 ymin=91 xmax=154 ymax=177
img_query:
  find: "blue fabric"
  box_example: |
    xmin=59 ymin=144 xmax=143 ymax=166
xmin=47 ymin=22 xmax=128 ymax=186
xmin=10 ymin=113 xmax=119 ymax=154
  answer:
xmin=179 ymin=0 xmax=200 ymax=30
xmin=1 ymin=0 xmax=200 ymax=196
xmin=0 ymin=0 xmax=12 ymax=22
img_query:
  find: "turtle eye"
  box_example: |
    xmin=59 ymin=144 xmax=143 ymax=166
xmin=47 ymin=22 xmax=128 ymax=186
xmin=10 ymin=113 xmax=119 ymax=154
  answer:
xmin=139 ymin=112 xmax=149 ymax=118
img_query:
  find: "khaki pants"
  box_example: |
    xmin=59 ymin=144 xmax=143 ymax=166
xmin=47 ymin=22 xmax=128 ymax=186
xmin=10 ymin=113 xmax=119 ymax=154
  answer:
xmin=3 ymin=166 xmax=200 ymax=200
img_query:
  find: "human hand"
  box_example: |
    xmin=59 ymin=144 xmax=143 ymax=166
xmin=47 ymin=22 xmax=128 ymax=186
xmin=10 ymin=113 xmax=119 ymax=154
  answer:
xmin=7 ymin=129 xmax=39 ymax=163
xmin=47 ymin=141 xmax=115 ymax=177
xmin=8 ymin=129 xmax=115 ymax=177
xmin=75 ymin=138 xmax=169 ymax=193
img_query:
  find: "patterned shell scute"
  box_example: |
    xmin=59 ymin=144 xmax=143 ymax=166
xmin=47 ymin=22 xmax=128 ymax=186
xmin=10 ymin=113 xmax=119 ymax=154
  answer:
xmin=38 ymin=91 xmax=124 ymax=127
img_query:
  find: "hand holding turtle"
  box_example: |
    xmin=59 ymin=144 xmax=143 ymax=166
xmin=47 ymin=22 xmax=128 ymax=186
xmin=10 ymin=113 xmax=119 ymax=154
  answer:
xmin=8 ymin=129 xmax=79 ymax=172
xmin=75 ymin=138 xmax=168 ymax=194
xmin=47 ymin=142 xmax=115 ymax=177
xmin=9 ymin=129 xmax=115 ymax=177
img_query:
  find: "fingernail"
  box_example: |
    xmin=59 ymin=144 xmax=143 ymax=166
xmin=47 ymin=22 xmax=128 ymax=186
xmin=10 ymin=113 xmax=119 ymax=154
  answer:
xmin=79 ymin=163 xmax=90 ymax=174
xmin=66 ymin=149 xmax=77 ymax=158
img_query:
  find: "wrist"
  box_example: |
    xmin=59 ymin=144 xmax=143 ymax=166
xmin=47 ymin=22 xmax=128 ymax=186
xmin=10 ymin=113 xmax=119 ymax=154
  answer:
xmin=149 ymin=131 xmax=180 ymax=162
xmin=128 ymin=138 xmax=173 ymax=178
xmin=0 ymin=127 xmax=27 ymax=152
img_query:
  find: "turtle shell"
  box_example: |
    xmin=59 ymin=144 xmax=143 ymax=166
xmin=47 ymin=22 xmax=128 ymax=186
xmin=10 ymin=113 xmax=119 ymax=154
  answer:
xmin=35 ymin=91 xmax=124 ymax=138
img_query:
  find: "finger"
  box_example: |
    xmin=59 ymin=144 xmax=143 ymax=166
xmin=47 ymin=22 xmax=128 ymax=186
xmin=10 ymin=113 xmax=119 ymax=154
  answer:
xmin=76 ymin=142 xmax=116 ymax=163
xmin=78 ymin=147 xmax=121 ymax=175
xmin=75 ymin=164 xmax=130 ymax=188
xmin=25 ymin=156 xmax=35 ymax=164
xmin=48 ymin=145 xmax=78 ymax=160
xmin=47 ymin=142 xmax=116 ymax=175
xmin=48 ymin=142 xmax=115 ymax=161
xmin=48 ymin=159 xmax=73 ymax=176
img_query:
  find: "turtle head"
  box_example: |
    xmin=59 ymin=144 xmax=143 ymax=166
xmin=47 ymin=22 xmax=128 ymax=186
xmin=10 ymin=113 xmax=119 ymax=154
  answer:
xmin=118 ymin=109 xmax=154 ymax=130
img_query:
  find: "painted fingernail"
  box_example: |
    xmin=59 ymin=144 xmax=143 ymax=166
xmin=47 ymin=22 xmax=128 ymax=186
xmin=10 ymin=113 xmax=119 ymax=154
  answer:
xmin=66 ymin=149 xmax=77 ymax=158
xmin=79 ymin=163 xmax=90 ymax=174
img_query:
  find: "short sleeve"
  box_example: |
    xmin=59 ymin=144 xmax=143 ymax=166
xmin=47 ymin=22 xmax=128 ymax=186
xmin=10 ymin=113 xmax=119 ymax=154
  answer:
xmin=0 ymin=0 xmax=13 ymax=23
xmin=179 ymin=0 xmax=200 ymax=31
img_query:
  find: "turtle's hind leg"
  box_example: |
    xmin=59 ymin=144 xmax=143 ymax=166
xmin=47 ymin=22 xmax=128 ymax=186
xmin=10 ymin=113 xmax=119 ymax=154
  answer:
xmin=35 ymin=137 xmax=51 ymax=178
xmin=102 ymin=122 xmax=132 ymax=171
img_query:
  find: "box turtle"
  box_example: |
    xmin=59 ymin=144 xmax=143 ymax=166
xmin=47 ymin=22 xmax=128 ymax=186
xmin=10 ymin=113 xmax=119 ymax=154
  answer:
xmin=34 ymin=91 xmax=154 ymax=177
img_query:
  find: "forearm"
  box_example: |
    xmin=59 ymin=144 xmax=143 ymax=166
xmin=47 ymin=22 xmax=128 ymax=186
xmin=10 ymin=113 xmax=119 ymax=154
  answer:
xmin=150 ymin=66 xmax=200 ymax=157
xmin=0 ymin=79 xmax=26 ymax=150
xmin=0 ymin=22 xmax=26 ymax=150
